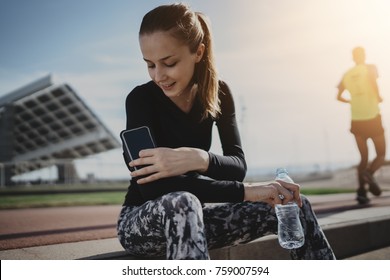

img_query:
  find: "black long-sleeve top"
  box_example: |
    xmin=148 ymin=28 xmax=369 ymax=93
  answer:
xmin=122 ymin=80 xmax=247 ymax=206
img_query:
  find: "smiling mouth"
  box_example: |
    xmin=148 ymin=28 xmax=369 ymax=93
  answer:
xmin=160 ymin=82 xmax=175 ymax=90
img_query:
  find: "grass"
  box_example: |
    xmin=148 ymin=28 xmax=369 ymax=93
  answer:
xmin=301 ymin=188 xmax=355 ymax=195
xmin=0 ymin=181 xmax=128 ymax=193
xmin=0 ymin=191 xmax=126 ymax=209
xmin=0 ymin=182 xmax=128 ymax=209
xmin=0 ymin=182 xmax=355 ymax=209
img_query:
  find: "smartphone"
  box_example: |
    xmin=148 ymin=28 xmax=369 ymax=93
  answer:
xmin=120 ymin=126 xmax=156 ymax=171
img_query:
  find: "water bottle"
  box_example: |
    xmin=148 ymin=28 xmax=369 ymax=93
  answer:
xmin=274 ymin=168 xmax=305 ymax=249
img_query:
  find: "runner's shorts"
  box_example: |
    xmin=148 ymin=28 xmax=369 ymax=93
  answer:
xmin=350 ymin=114 xmax=385 ymax=138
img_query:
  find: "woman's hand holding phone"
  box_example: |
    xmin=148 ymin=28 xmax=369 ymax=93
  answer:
xmin=130 ymin=147 xmax=209 ymax=184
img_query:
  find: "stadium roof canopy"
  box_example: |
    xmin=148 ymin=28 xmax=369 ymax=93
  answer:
xmin=0 ymin=75 xmax=120 ymax=181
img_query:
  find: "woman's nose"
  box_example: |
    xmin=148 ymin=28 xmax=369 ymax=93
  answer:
xmin=154 ymin=66 xmax=166 ymax=83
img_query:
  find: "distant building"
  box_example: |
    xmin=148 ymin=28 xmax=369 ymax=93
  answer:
xmin=0 ymin=75 xmax=120 ymax=186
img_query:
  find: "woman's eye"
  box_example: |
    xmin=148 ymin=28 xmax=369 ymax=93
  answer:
xmin=165 ymin=62 xmax=177 ymax=67
xmin=146 ymin=62 xmax=177 ymax=68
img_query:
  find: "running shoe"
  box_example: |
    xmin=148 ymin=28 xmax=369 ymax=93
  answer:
xmin=356 ymin=188 xmax=370 ymax=205
xmin=363 ymin=171 xmax=382 ymax=196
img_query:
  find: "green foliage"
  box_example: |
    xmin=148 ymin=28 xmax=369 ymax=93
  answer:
xmin=0 ymin=191 xmax=125 ymax=209
xmin=301 ymin=188 xmax=355 ymax=195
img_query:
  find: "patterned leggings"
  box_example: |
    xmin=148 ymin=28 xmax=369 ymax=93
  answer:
xmin=117 ymin=191 xmax=335 ymax=260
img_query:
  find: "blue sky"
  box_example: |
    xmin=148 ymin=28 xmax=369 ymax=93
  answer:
xmin=1 ymin=0 xmax=390 ymax=179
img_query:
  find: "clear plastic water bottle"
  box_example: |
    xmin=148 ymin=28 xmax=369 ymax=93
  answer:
xmin=274 ymin=168 xmax=305 ymax=249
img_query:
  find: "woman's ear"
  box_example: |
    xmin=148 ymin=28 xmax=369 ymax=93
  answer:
xmin=195 ymin=43 xmax=205 ymax=63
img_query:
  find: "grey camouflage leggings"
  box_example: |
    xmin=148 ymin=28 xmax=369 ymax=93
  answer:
xmin=117 ymin=191 xmax=335 ymax=260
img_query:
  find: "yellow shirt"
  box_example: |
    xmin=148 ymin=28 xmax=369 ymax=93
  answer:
xmin=341 ymin=64 xmax=380 ymax=120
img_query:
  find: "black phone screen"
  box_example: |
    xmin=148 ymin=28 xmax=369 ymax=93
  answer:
xmin=120 ymin=126 xmax=156 ymax=170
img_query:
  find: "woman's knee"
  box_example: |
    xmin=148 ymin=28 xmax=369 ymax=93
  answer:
xmin=300 ymin=194 xmax=314 ymax=213
xmin=161 ymin=191 xmax=202 ymax=212
xmin=300 ymin=194 xmax=309 ymax=206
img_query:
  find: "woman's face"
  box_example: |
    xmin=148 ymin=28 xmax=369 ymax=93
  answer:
xmin=139 ymin=31 xmax=204 ymax=98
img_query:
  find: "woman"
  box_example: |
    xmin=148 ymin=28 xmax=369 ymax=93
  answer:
xmin=337 ymin=47 xmax=386 ymax=205
xmin=117 ymin=3 xmax=335 ymax=260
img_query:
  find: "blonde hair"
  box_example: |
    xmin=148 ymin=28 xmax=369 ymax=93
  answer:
xmin=139 ymin=3 xmax=220 ymax=120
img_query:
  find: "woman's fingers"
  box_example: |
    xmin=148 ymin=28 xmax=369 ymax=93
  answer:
xmin=274 ymin=180 xmax=302 ymax=207
xmin=129 ymin=149 xmax=155 ymax=167
xmin=244 ymin=181 xmax=302 ymax=207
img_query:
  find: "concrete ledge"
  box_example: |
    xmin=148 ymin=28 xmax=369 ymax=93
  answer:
xmin=210 ymin=235 xmax=290 ymax=260
xmin=212 ymin=213 xmax=390 ymax=260
xmin=79 ymin=236 xmax=289 ymax=260
xmin=323 ymin=216 xmax=390 ymax=259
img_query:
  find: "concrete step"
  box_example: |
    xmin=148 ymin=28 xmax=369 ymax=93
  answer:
xmin=345 ymin=246 xmax=390 ymax=260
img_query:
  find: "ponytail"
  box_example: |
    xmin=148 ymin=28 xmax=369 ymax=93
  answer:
xmin=195 ymin=13 xmax=220 ymax=120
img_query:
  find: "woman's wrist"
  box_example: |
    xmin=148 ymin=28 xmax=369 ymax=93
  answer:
xmin=177 ymin=147 xmax=209 ymax=173
xmin=193 ymin=148 xmax=210 ymax=173
xmin=243 ymin=183 xmax=260 ymax=202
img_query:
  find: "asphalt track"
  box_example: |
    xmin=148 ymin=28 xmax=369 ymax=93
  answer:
xmin=0 ymin=205 xmax=121 ymax=250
